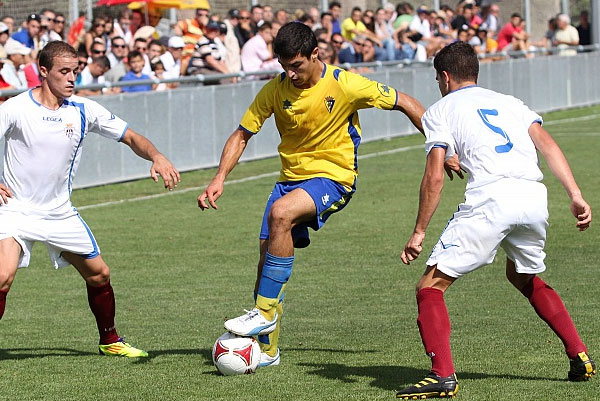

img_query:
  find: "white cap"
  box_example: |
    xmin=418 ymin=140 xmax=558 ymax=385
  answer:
xmin=4 ymin=39 xmax=31 ymax=56
xmin=167 ymin=36 xmax=185 ymax=49
xmin=0 ymin=22 xmax=8 ymax=33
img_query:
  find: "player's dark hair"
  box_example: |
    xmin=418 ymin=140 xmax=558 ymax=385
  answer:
xmin=433 ymin=41 xmax=479 ymax=83
xmin=39 ymin=40 xmax=77 ymax=71
xmin=273 ymin=22 xmax=317 ymax=60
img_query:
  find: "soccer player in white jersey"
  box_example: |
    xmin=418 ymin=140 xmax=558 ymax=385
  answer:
xmin=397 ymin=42 xmax=595 ymax=399
xmin=0 ymin=41 xmax=180 ymax=357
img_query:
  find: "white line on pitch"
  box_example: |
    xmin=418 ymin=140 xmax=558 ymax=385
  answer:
xmin=543 ymin=113 xmax=600 ymax=125
xmin=77 ymin=144 xmax=423 ymax=211
xmin=76 ymin=110 xmax=600 ymax=212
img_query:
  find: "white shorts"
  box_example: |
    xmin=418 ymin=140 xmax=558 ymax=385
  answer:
xmin=426 ymin=179 xmax=548 ymax=278
xmin=0 ymin=203 xmax=100 ymax=269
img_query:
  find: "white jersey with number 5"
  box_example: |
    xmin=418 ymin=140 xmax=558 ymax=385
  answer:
xmin=422 ymin=85 xmax=543 ymax=192
xmin=0 ymin=90 xmax=128 ymax=212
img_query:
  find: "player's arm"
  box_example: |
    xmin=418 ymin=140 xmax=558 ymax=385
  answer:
xmin=120 ymin=128 xmax=181 ymax=191
xmin=529 ymin=122 xmax=591 ymax=231
xmin=393 ymin=92 xmax=425 ymax=134
xmin=401 ymin=147 xmax=446 ymax=265
xmin=198 ymin=127 xmax=253 ymax=210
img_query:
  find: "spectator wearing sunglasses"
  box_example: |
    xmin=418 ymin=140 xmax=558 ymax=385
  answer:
xmin=74 ymin=50 xmax=88 ymax=85
xmin=174 ymin=7 xmax=209 ymax=57
xmin=84 ymin=17 xmax=106 ymax=56
xmin=52 ymin=13 xmax=66 ymax=40
xmin=39 ymin=8 xmax=62 ymax=49
xmin=104 ymin=36 xmax=128 ymax=83
xmin=234 ymin=9 xmax=254 ymax=48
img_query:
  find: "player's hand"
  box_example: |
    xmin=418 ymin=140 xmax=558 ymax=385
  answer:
xmin=444 ymin=154 xmax=464 ymax=181
xmin=401 ymin=231 xmax=425 ymax=265
xmin=198 ymin=179 xmax=224 ymax=210
xmin=0 ymin=183 xmax=13 ymax=205
xmin=150 ymin=154 xmax=181 ymax=191
xmin=570 ymin=195 xmax=592 ymax=231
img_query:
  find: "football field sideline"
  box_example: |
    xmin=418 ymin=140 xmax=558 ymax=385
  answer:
xmin=77 ymin=111 xmax=600 ymax=212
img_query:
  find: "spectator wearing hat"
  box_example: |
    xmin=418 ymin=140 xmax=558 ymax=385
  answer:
xmin=11 ymin=14 xmax=41 ymax=50
xmin=174 ymin=7 xmax=209 ymax=58
xmin=1 ymin=16 xmax=15 ymax=34
xmin=120 ymin=50 xmax=152 ymax=93
xmin=185 ymin=21 xmax=230 ymax=82
xmin=0 ymin=22 xmax=9 ymax=50
xmin=160 ymin=36 xmax=185 ymax=79
xmin=77 ymin=55 xmax=111 ymax=96
xmin=1 ymin=39 xmax=30 ymax=90
xmin=241 ymin=21 xmax=280 ymax=78
xmin=0 ymin=50 xmax=12 ymax=94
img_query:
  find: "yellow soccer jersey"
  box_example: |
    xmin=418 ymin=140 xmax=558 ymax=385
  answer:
xmin=239 ymin=64 xmax=398 ymax=189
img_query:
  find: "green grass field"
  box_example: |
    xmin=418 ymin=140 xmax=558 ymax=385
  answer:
xmin=1 ymin=105 xmax=599 ymax=401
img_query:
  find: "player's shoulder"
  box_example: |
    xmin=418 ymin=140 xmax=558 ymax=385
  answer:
xmin=1 ymin=89 xmax=33 ymax=111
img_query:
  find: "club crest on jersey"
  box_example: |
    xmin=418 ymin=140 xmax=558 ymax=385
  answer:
xmin=64 ymin=123 xmax=75 ymax=139
xmin=282 ymin=99 xmax=292 ymax=110
xmin=324 ymin=96 xmax=335 ymax=113
xmin=377 ymin=83 xmax=391 ymax=97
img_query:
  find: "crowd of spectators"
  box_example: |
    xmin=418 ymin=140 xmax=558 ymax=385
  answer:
xmin=0 ymin=1 xmax=594 ymax=96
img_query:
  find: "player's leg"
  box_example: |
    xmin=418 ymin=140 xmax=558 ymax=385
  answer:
xmin=506 ymin=258 xmax=595 ymax=381
xmin=63 ymin=252 xmax=147 ymax=357
xmin=397 ymin=266 xmax=458 ymax=399
xmin=255 ymin=240 xmax=283 ymax=365
xmin=0 ymin=238 xmax=22 ymax=321
xmin=225 ymin=188 xmax=315 ymax=337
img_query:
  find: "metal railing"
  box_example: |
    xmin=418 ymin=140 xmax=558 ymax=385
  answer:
xmin=0 ymin=43 xmax=597 ymax=98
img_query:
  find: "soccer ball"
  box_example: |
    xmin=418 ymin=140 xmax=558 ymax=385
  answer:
xmin=212 ymin=332 xmax=261 ymax=375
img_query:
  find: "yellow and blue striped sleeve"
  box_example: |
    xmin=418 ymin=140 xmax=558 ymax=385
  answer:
xmin=336 ymin=69 xmax=398 ymax=111
xmin=239 ymin=77 xmax=277 ymax=134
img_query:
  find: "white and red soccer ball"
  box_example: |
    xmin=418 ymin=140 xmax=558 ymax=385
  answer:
xmin=212 ymin=332 xmax=261 ymax=375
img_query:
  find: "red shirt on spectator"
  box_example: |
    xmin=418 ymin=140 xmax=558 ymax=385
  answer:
xmin=23 ymin=63 xmax=41 ymax=88
xmin=497 ymin=22 xmax=521 ymax=50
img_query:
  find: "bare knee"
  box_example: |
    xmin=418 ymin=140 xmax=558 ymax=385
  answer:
xmin=0 ymin=270 xmax=16 ymax=291
xmin=268 ymin=202 xmax=293 ymax=232
xmin=84 ymin=264 xmax=110 ymax=287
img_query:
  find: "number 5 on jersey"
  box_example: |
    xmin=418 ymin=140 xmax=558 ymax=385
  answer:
xmin=477 ymin=108 xmax=513 ymax=153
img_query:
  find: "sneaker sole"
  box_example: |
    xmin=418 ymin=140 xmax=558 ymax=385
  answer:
xmin=224 ymin=321 xmax=277 ymax=337
xmin=396 ymin=384 xmax=459 ymax=399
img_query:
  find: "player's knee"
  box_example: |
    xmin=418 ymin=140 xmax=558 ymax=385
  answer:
xmin=0 ymin=271 xmax=15 ymax=291
xmin=85 ymin=265 xmax=111 ymax=286
xmin=267 ymin=203 xmax=293 ymax=230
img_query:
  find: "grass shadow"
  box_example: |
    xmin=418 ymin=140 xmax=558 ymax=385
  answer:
xmin=297 ymin=363 xmax=563 ymax=391
xmin=0 ymin=347 xmax=97 ymax=360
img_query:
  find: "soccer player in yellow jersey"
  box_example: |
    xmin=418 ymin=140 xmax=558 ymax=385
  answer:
xmin=198 ymin=22 xmax=427 ymax=367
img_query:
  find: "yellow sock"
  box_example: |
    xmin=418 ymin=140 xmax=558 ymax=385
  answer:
xmin=259 ymin=300 xmax=283 ymax=357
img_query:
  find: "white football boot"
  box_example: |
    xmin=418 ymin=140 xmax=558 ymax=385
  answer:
xmin=258 ymin=348 xmax=280 ymax=368
xmin=224 ymin=308 xmax=278 ymax=336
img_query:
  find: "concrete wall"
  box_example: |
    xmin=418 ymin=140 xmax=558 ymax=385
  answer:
xmin=1 ymin=52 xmax=598 ymax=189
